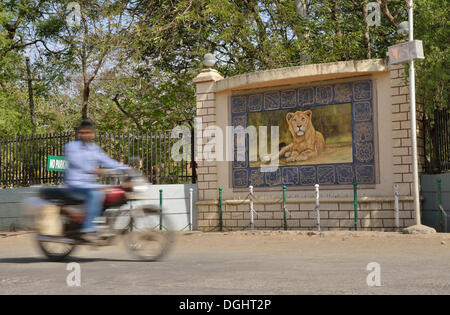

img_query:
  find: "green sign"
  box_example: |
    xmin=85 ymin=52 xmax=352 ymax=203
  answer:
xmin=47 ymin=155 xmax=68 ymax=172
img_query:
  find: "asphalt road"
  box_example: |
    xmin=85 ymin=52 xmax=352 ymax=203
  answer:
xmin=1 ymin=231 xmax=450 ymax=295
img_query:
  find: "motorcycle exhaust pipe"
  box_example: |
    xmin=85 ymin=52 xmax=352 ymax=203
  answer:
xmin=36 ymin=234 xmax=77 ymax=245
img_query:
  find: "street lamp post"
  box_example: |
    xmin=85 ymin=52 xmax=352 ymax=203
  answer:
xmin=407 ymin=0 xmax=421 ymax=226
xmin=388 ymin=1 xmax=433 ymax=233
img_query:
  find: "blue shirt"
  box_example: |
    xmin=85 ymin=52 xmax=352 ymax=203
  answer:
xmin=63 ymin=140 xmax=127 ymax=187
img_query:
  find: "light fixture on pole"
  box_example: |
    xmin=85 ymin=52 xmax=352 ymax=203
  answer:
xmin=397 ymin=21 xmax=409 ymax=37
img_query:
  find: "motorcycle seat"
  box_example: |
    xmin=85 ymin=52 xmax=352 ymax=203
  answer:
xmin=39 ymin=187 xmax=85 ymax=205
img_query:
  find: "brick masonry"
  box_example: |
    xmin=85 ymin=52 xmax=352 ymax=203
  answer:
xmin=195 ymin=199 xmax=416 ymax=232
xmin=193 ymin=63 xmax=423 ymax=231
xmin=193 ymin=69 xmax=223 ymax=201
xmin=390 ymin=63 xmax=425 ymax=199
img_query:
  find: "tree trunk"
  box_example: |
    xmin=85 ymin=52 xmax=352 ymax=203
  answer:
xmin=112 ymin=94 xmax=143 ymax=131
xmin=82 ymin=83 xmax=90 ymax=119
xmin=363 ymin=2 xmax=371 ymax=59
xmin=25 ymin=57 xmax=36 ymax=134
xmin=332 ymin=1 xmax=342 ymax=38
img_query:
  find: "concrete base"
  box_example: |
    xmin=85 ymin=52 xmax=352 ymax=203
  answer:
xmin=402 ymin=224 xmax=437 ymax=235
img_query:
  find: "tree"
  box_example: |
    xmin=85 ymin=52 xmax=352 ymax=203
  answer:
xmin=0 ymin=0 xmax=48 ymax=137
xmin=414 ymin=0 xmax=449 ymax=115
xmin=115 ymin=0 xmax=408 ymax=133
xmin=129 ymin=0 xmax=408 ymax=76
xmin=35 ymin=0 xmax=135 ymax=119
xmin=0 ymin=0 xmax=447 ymax=138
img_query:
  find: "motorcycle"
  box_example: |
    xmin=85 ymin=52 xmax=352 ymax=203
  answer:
xmin=22 ymin=169 xmax=174 ymax=262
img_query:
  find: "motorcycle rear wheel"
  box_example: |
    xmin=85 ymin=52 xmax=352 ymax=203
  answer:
xmin=37 ymin=235 xmax=76 ymax=262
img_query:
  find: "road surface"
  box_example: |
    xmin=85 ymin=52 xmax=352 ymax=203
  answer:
xmin=1 ymin=230 xmax=450 ymax=294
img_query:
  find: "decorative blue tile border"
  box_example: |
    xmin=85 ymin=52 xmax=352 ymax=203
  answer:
xmin=231 ymin=80 xmax=376 ymax=188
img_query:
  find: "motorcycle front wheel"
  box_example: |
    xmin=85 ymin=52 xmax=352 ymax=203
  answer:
xmin=123 ymin=215 xmax=174 ymax=262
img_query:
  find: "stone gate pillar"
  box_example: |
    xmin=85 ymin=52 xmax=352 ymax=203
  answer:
xmin=389 ymin=63 xmax=425 ymax=223
xmin=193 ymin=68 xmax=224 ymax=229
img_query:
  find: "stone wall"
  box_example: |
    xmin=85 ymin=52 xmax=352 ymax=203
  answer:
xmin=196 ymin=198 xmax=416 ymax=231
xmin=420 ymin=173 xmax=450 ymax=232
xmin=193 ymin=59 xmax=422 ymax=231
xmin=0 ymin=187 xmax=34 ymax=231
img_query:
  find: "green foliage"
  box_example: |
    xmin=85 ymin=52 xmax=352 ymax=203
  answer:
xmin=414 ymin=0 xmax=449 ymax=115
xmin=0 ymin=0 xmax=447 ymax=138
xmin=0 ymin=88 xmax=32 ymax=137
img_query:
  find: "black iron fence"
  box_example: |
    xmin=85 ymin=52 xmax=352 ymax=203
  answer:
xmin=0 ymin=132 xmax=196 ymax=188
xmin=424 ymin=109 xmax=450 ymax=174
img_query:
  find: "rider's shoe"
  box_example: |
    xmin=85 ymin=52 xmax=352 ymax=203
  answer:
xmin=79 ymin=232 xmax=102 ymax=244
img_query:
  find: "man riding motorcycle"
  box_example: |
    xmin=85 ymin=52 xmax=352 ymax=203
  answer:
xmin=64 ymin=119 xmax=129 ymax=242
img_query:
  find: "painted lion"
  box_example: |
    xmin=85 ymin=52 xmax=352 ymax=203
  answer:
xmin=263 ymin=110 xmax=326 ymax=163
